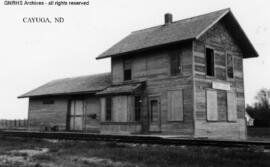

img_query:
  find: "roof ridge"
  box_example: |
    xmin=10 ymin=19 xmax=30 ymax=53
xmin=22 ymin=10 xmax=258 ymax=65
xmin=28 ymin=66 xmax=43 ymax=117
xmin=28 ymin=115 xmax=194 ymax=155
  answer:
xmin=131 ymin=8 xmax=230 ymax=34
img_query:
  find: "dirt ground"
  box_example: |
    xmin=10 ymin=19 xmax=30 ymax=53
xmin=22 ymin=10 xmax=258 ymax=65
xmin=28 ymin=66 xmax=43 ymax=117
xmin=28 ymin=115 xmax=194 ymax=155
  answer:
xmin=0 ymin=137 xmax=270 ymax=167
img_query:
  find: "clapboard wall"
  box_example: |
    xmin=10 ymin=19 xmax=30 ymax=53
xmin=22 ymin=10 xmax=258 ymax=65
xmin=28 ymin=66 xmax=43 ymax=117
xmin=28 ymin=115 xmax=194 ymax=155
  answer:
xmin=28 ymin=97 xmax=68 ymax=130
xmin=110 ymin=43 xmax=194 ymax=135
xmin=193 ymin=19 xmax=246 ymax=140
xmin=28 ymin=96 xmax=102 ymax=132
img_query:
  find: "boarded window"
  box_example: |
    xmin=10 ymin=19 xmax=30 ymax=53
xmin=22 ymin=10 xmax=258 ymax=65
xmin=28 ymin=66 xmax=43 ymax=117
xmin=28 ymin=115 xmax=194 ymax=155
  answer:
xmin=105 ymin=97 xmax=112 ymax=121
xmin=217 ymin=90 xmax=228 ymax=121
xmin=206 ymin=48 xmax=215 ymax=76
xmin=227 ymin=54 xmax=234 ymax=78
xmin=42 ymin=99 xmax=54 ymax=105
xmin=124 ymin=59 xmax=132 ymax=81
xmin=206 ymin=89 xmax=218 ymax=121
xmin=135 ymin=96 xmax=141 ymax=121
xmin=170 ymin=51 xmax=181 ymax=75
xmin=227 ymin=92 xmax=237 ymax=121
xmin=112 ymin=96 xmax=128 ymax=122
xmin=168 ymin=90 xmax=184 ymax=121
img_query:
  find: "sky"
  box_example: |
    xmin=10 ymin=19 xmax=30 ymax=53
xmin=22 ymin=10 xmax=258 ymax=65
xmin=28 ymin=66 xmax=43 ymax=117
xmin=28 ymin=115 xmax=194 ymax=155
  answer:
xmin=0 ymin=0 xmax=269 ymax=119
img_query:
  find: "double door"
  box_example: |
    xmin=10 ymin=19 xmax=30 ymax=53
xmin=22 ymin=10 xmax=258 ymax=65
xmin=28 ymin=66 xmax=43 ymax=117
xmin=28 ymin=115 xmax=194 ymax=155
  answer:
xmin=69 ymin=100 xmax=84 ymax=131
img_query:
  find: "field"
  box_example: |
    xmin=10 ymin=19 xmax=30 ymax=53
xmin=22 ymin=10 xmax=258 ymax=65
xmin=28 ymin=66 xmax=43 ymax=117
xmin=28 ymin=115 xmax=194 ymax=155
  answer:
xmin=0 ymin=138 xmax=269 ymax=167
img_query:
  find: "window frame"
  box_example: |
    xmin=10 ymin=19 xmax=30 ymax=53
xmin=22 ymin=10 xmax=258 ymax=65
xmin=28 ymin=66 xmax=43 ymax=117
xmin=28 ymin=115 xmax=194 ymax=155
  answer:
xmin=169 ymin=50 xmax=182 ymax=76
xmin=205 ymin=48 xmax=215 ymax=77
xmin=206 ymin=89 xmax=237 ymax=123
xmin=134 ymin=96 xmax=142 ymax=122
xmin=150 ymin=99 xmax=158 ymax=123
xmin=226 ymin=53 xmax=234 ymax=79
xmin=105 ymin=96 xmax=112 ymax=121
xmin=123 ymin=59 xmax=132 ymax=81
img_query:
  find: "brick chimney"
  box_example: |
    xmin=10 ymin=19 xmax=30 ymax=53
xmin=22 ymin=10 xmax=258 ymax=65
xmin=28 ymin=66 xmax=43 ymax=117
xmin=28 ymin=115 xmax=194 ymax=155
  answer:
xmin=165 ymin=13 xmax=173 ymax=24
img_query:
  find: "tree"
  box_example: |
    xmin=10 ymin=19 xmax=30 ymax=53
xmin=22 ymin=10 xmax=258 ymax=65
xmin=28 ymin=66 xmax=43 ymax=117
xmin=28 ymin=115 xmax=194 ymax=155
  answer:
xmin=246 ymin=88 xmax=270 ymax=127
xmin=255 ymin=88 xmax=269 ymax=110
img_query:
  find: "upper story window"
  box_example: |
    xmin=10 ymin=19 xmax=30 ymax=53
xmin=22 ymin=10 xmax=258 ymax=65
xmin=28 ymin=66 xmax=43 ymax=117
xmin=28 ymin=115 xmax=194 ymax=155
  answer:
xmin=206 ymin=48 xmax=215 ymax=76
xmin=170 ymin=51 xmax=181 ymax=75
xmin=124 ymin=59 xmax=132 ymax=81
xmin=227 ymin=54 xmax=234 ymax=78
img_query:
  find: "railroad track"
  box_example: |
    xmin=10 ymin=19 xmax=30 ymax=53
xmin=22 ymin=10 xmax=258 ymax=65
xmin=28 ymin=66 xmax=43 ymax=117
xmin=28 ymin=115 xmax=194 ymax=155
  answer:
xmin=1 ymin=130 xmax=270 ymax=149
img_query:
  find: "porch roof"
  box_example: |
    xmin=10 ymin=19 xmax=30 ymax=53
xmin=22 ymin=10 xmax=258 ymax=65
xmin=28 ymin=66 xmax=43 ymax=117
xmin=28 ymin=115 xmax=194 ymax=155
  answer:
xmin=97 ymin=82 xmax=143 ymax=95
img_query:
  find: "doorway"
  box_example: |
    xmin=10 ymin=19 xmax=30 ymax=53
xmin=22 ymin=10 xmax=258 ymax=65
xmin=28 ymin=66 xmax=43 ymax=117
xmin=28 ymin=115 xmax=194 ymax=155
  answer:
xmin=69 ymin=100 xmax=85 ymax=131
xmin=148 ymin=97 xmax=161 ymax=132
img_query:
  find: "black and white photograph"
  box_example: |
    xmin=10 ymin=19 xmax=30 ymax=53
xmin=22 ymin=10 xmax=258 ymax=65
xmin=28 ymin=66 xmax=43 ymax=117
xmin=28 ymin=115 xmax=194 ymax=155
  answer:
xmin=0 ymin=0 xmax=270 ymax=166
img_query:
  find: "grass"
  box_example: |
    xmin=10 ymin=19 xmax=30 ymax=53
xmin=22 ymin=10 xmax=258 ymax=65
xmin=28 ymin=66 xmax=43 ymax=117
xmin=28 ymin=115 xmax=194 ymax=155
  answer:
xmin=0 ymin=137 xmax=269 ymax=167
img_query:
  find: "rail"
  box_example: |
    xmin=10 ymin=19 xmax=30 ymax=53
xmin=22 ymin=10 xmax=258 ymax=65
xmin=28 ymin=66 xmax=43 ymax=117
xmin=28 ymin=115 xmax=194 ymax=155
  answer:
xmin=1 ymin=130 xmax=270 ymax=149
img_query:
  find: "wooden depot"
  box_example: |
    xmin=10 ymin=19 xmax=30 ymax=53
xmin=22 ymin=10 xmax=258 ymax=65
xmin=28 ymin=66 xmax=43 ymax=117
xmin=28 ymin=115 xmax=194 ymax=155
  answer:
xmin=19 ymin=9 xmax=258 ymax=140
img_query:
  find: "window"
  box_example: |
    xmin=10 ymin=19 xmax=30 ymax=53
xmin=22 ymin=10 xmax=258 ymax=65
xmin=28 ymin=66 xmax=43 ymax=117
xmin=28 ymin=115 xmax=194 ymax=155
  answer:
xmin=206 ymin=89 xmax=237 ymax=122
xmin=150 ymin=100 xmax=158 ymax=122
xmin=42 ymin=99 xmax=54 ymax=105
xmin=124 ymin=59 xmax=132 ymax=81
xmin=206 ymin=89 xmax=218 ymax=121
xmin=105 ymin=97 xmax=112 ymax=121
xmin=168 ymin=90 xmax=183 ymax=121
xmin=170 ymin=51 xmax=181 ymax=75
xmin=227 ymin=54 xmax=234 ymax=78
xmin=206 ymin=48 xmax=215 ymax=76
xmin=135 ymin=96 xmax=142 ymax=121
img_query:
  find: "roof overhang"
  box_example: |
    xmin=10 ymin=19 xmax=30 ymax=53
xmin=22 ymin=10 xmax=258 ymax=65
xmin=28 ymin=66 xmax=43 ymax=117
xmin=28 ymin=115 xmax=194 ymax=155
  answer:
xmin=96 ymin=82 xmax=144 ymax=96
xmin=18 ymin=90 xmax=98 ymax=99
xmin=96 ymin=9 xmax=259 ymax=60
xmin=96 ymin=38 xmax=193 ymax=60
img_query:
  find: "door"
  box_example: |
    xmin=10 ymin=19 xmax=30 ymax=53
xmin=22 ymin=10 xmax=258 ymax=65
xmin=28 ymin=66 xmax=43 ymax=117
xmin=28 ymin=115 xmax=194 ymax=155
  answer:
xmin=69 ymin=100 xmax=84 ymax=131
xmin=148 ymin=97 xmax=161 ymax=132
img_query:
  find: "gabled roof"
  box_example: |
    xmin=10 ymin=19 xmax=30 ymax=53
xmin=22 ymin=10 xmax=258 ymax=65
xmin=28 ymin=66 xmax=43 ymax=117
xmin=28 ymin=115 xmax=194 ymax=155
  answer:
xmin=18 ymin=73 xmax=111 ymax=98
xmin=96 ymin=8 xmax=258 ymax=59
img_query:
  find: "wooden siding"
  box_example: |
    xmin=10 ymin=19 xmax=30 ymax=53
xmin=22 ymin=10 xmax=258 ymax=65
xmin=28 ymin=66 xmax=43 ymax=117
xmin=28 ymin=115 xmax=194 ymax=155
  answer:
xmin=28 ymin=97 xmax=68 ymax=130
xmin=193 ymin=19 xmax=246 ymax=140
xmin=29 ymin=96 xmax=101 ymax=132
xmin=110 ymin=44 xmax=194 ymax=135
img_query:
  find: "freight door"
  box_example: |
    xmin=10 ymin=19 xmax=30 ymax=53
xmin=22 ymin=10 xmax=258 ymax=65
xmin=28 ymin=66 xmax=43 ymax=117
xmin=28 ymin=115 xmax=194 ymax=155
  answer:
xmin=70 ymin=100 xmax=84 ymax=131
